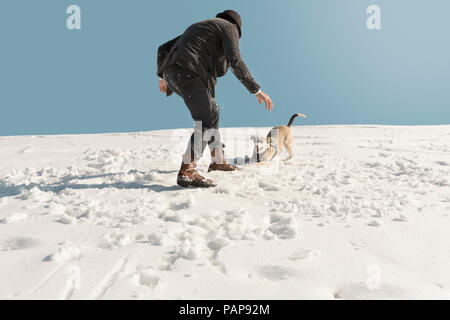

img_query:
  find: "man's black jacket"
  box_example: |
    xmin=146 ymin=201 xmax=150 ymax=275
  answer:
xmin=157 ymin=18 xmax=260 ymax=98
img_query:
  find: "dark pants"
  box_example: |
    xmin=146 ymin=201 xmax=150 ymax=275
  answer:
xmin=163 ymin=64 xmax=222 ymax=163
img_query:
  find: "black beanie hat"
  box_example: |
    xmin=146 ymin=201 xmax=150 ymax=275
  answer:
xmin=216 ymin=10 xmax=242 ymax=38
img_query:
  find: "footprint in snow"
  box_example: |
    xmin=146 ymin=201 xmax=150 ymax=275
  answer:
xmin=393 ymin=215 xmax=408 ymax=222
xmin=434 ymin=283 xmax=447 ymax=290
xmin=0 ymin=212 xmax=29 ymax=224
xmin=288 ymin=248 xmax=321 ymax=261
xmin=333 ymin=282 xmax=407 ymax=300
xmin=263 ymin=213 xmax=297 ymax=240
xmin=349 ymin=241 xmax=365 ymax=250
xmin=132 ymin=268 xmax=161 ymax=289
xmin=258 ymin=182 xmax=279 ymax=191
xmin=19 ymin=147 xmax=34 ymax=154
xmin=253 ymin=265 xmax=299 ymax=281
xmin=0 ymin=236 xmax=40 ymax=251
xmin=367 ymin=220 xmax=382 ymax=227
xmin=169 ymin=199 xmax=194 ymax=211
xmin=43 ymin=246 xmax=81 ymax=262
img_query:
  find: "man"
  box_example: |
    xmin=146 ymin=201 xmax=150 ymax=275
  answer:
xmin=157 ymin=10 xmax=273 ymax=188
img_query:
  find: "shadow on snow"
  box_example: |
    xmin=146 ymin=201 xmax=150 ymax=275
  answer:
xmin=0 ymin=170 xmax=182 ymax=199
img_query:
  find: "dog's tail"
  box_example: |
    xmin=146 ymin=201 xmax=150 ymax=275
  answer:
xmin=287 ymin=113 xmax=307 ymax=127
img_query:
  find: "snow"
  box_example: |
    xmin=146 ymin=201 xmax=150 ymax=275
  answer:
xmin=0 ymin=125 xmax=449 ymax=300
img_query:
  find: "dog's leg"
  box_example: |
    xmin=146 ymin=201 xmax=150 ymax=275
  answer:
xmin=283 ymin=142 xmax=294 ymax=161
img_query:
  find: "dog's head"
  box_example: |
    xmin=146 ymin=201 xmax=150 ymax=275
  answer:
xmin=250 ymin=136 xmax=267 ymax=162
xmin=250 ymin=135 xmax=266 ymax=149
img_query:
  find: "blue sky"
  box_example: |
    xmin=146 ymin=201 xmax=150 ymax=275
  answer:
xmin=1 ymin=0 xmax=449 ymax=136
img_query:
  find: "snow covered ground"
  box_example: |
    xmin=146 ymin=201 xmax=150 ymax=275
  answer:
xmin=0 ymin=125 xmax=449 ymax=300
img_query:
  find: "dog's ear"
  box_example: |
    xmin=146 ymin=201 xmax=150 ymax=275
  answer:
xmin=250 ymin=135 xmax=257 ymax=141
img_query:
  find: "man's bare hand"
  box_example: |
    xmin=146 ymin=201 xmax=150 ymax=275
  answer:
xmin=159 ymin=79 xmax=167 ymax=94
xmin=256 ymin=91 xmax=273 ymax=111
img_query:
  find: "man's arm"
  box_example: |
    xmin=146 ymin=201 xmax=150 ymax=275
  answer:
xmin=220 ymin=24 xmax=273 ymax=111
xmin=220 ymin=26 xmax=260 ymax=94
xmin=157 ymin=35 xmax=181 ymax=79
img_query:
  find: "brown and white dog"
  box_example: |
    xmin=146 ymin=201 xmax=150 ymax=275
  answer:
xmin=249 ymin=113 xmax=306 ymax=163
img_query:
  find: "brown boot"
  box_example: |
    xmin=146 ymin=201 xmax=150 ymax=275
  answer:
xmin=177 ymin=162 xmax=216 ymax=188
xmin=208 ymin=148 xmax=238 ymax=172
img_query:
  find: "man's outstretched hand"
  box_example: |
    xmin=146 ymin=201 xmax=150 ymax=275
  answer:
xmin=256 ymin=90 xmax=273 ymax=111
xmin=159 ymin=79 xmax=167 ymax=94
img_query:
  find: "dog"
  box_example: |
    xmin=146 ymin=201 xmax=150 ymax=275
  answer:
xmin=249 ymin=113 xmax=306 ymax=163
